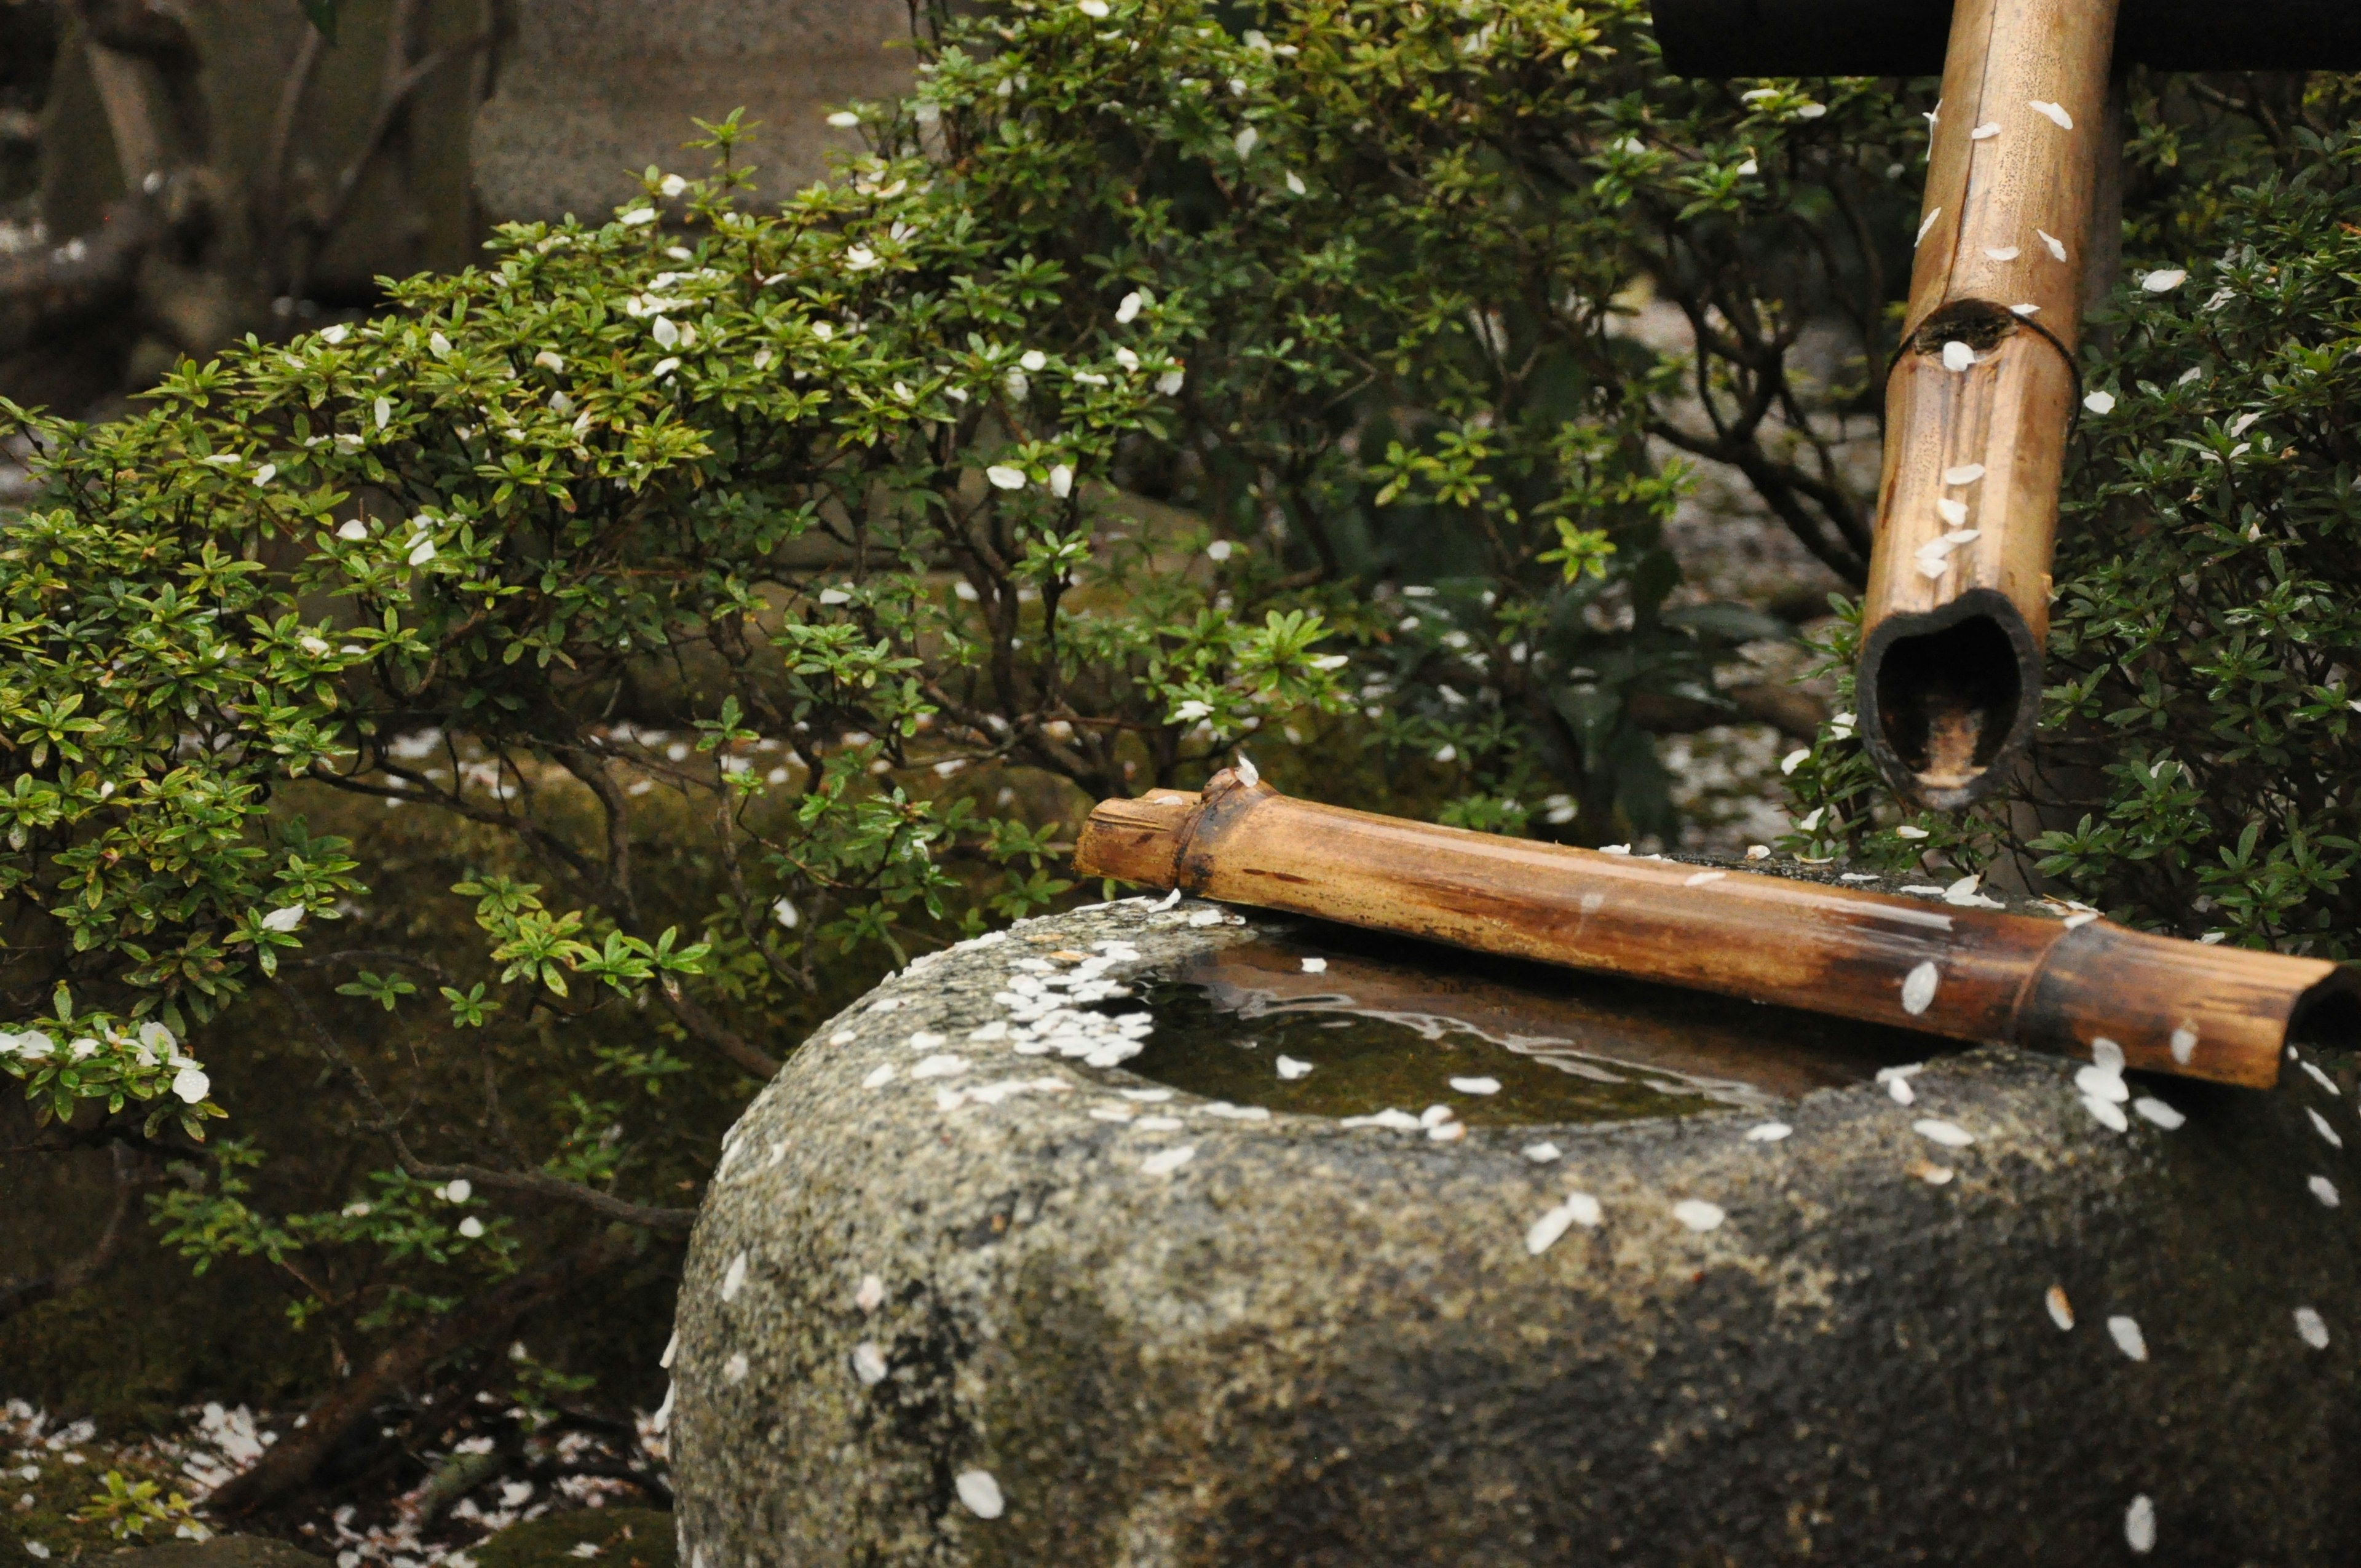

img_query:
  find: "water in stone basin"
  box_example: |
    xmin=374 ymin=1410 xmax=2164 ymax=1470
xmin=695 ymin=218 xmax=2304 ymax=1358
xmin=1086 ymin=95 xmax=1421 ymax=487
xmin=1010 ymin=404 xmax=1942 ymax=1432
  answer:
xmin=1111 ymin=920 xmax=1948 ymax=1125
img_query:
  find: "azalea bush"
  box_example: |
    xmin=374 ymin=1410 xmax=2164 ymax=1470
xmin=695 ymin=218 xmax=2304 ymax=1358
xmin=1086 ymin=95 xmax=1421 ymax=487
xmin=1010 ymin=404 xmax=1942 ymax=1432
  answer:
xmin=0 ymin=102 xmax=1354 ymax=1498
xmin=865 ymin=0 xmax=1923 ymax=837
xmin=1783 ymin=100 xmax=2361 ymax=955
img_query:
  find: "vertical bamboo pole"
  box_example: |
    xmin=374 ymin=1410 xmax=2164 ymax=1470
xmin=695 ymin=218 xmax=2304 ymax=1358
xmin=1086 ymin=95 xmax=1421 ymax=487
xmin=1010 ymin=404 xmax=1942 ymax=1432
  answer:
xmin=1856 ymin=0 xmax=2119 ymax=809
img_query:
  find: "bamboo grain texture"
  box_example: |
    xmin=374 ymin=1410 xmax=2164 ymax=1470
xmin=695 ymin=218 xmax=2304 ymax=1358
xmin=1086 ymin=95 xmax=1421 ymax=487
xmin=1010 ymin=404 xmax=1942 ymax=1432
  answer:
xmin=1865 ymin=0 xmax=2118 ymax=642
xmin=1077 ymin=772 xmax=2358 ymax=1090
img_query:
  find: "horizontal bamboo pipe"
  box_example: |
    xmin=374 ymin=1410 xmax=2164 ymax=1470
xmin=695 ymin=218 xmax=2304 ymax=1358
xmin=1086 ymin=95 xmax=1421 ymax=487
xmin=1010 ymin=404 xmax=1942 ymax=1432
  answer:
xmin=1076 ymin=772 xmax=2361 ymax=1089
xmin=1857 ymin=0 xmax=2118 ymax=808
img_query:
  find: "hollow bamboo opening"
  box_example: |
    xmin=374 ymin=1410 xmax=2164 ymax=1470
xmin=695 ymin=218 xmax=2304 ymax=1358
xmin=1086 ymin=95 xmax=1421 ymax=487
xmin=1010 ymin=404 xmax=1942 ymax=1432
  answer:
xmin=1857 ymin=589 xmax=2041 ymax=810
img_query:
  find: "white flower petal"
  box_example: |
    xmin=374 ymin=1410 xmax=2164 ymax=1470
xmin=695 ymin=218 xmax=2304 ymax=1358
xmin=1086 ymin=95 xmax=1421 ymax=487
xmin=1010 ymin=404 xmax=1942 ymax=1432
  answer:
xmin=955 ymin=1468 xmax=1005 ymax=1518
xmin=2076 ymin=1065 xmax=2129 ymax=1104
xmin=1671 ymin=1198 xmax=1725 ymax=1232
xmin=852 ymin=1342 xmax=888 ymax=1384
xmin=2082 ymin=1094 xmax=2130 ymax=1132
xmin=2125 ymin=1494 xmax=2156 ymax=1554
xmin=1900 ymin=961 xmax=1939 ymax=1016
xmin=1139 ymin=1144 xmax=1196 ymax=1176
xmin=1912 ymin=1118 xmax=1975 ymax=1148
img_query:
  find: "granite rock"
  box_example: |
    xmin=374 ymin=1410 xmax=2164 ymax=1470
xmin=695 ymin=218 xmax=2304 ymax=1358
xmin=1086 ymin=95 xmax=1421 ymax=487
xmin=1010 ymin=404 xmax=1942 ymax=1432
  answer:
xmin=672 ymin=898 xmax=2361 ymax=1566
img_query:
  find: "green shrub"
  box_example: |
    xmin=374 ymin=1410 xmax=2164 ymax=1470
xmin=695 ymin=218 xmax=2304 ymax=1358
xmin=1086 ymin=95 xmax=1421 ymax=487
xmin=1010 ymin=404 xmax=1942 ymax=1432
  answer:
xmin=0 ymin=106 xmax=1350 ymax=1452
xmin=873 ymin=0 xmax=1922 ymax=837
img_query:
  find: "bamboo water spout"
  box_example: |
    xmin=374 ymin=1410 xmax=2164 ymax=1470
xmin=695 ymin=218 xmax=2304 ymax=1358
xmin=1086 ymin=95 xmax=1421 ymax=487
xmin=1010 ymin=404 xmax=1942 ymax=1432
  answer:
xmin=1076 ymin=770 xmax=2361 ymax=1089
xmin=1853 ymin=0 xmax=2118 ymax=807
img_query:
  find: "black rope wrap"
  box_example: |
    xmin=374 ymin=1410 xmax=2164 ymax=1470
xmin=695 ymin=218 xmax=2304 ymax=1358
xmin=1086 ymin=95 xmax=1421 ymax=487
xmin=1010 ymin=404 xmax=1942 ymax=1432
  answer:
xmin=1881 ymin=304 xmax=2087 ymax=439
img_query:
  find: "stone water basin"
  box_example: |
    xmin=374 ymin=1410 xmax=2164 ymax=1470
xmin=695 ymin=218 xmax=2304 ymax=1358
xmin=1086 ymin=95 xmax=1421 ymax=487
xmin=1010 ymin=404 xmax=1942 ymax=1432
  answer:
xmin=671 ymin=897 xmax=2361 ymax=1567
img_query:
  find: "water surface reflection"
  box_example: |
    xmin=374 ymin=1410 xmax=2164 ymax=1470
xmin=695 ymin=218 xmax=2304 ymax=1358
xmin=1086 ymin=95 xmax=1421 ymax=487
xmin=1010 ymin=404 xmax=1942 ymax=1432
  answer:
xmin=1118 ymin=921 xmax=1952 ymax=1125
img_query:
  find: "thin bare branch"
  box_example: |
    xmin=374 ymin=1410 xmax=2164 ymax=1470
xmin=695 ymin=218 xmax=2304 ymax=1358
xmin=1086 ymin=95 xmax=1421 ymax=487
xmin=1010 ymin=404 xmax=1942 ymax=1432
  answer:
xmin=270 ymin=980 xmax=698 ymax=1233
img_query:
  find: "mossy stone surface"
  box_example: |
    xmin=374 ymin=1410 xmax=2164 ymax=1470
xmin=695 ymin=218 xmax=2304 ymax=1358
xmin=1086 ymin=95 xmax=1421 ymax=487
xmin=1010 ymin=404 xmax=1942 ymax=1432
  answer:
xmin=472 ymin=1508 xmax=676 ymax=1568
xmin=672 ymin=897 xmax=2361 ymax=1566
xmin=100 ymin=1538 xmax=325 ymax=1568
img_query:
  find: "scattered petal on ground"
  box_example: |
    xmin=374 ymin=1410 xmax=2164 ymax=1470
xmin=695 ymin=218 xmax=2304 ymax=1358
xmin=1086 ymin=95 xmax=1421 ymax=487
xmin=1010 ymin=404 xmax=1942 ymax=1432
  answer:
xmin=1671 ymin=1199 xmax=1725 ymax=1233
xmin=1139 ymin=1145 xmax=1196 ymax=1176
xmin=852 ymin=1343 xmax=888 ymax=1386
xmin=2082 ymin=1095 xmax=2130 ymax=1133
xmin=2126 ymin=1495 xmax=2156 ymax=1554
xmin=955 ymin=1468 xmax=1005 ymax=1519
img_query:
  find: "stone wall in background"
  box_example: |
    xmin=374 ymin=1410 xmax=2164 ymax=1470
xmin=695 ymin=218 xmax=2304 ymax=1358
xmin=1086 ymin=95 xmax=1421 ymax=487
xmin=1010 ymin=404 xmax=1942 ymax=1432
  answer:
xmin=472 ymin=0 xmax=914 ymax=226
xmin=36 ymin=0 xmax=486 ymax=299
xmin=4 ymin=0 xmax=911 ymax=411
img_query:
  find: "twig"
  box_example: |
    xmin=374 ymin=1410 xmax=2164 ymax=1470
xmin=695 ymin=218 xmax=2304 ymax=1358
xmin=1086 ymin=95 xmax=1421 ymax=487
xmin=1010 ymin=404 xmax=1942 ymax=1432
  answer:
xmin=658 ymin=978 xmax=780 ymax=1079
xmin=271 ymin=980 xmax=700 ymax=1233
xmin=259 ymin=20 xmax=327 ymax=238
xmin=205 ymin=1226 xmax=644 ymax=1515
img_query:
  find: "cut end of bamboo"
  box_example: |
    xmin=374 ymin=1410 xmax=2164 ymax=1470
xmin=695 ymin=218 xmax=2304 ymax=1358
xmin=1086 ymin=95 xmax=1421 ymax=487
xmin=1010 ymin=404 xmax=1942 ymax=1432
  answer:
xmin=1857 ymin=588 xmax=2042 ymax=810
xmin=2291 ymin=973 xmax=2361 ymax=1057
